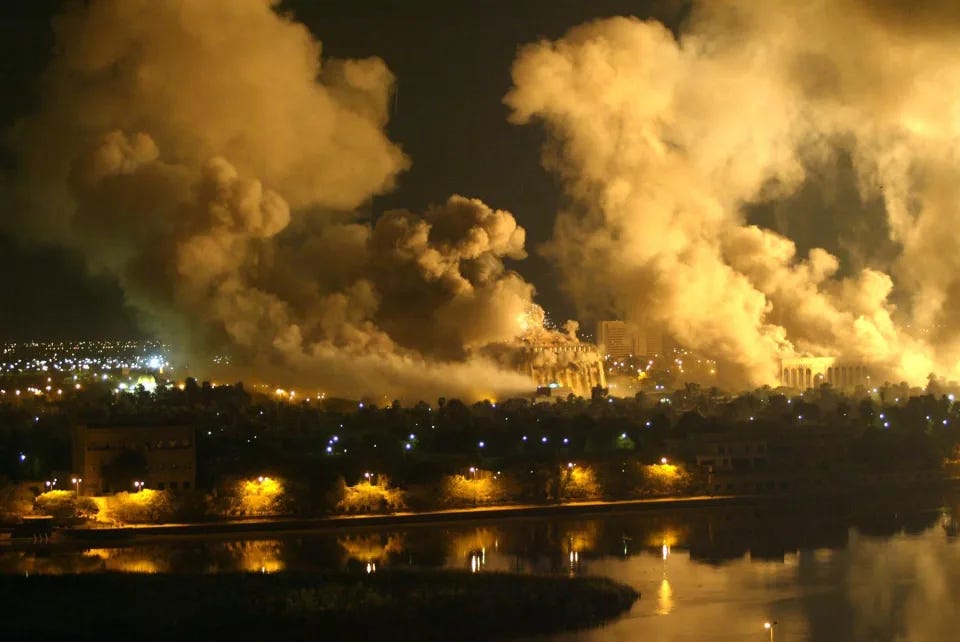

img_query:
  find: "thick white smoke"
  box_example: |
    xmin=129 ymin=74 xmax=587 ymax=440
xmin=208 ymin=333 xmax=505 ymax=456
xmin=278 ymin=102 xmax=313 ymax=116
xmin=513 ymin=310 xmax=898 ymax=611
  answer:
xmin=506 ymin=0 xmax=960 ymax=386
xmin=4 ymin=0 xmax=544 ymax=401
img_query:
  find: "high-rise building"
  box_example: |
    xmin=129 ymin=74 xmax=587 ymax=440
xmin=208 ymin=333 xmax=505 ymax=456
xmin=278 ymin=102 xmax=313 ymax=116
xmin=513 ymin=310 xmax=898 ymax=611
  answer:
xmin=597 ymin=319 xmax=671 ymax=358
xmin=596 ymin=321 xmax=637 ymax=359
xmin=636 ymin=321 xmax=666 ymax=356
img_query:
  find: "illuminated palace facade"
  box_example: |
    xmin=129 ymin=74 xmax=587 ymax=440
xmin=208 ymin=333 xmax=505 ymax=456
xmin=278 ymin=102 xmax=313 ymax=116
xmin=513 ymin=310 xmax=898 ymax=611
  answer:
xmin=780 ymin=356 xmax=870 ymax=392
xmin=522 ymin=344 xmax=607 ymax=397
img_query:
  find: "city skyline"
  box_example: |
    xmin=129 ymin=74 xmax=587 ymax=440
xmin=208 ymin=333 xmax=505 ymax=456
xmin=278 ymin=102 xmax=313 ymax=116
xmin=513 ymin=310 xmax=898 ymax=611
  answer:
xmin=3 ymin=1 xmax=960 ymax=399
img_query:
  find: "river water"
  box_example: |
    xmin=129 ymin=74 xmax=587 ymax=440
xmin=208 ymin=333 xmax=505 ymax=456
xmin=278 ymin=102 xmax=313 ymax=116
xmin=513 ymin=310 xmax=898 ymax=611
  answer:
xmin=3 ymin=492 xmax=959 ymax=641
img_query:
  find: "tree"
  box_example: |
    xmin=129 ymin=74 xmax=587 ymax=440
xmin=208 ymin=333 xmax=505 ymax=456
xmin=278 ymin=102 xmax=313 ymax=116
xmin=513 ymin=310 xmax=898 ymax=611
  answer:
xmin=334 ymin=476 xmax=405 ymax=513
xmin=105 ymin=490 xmax=175 ymax=524
xmin=0 ymin=483 xmax=34 ymax=522
xmin=35 ymin=490 xmax=98 ymax=523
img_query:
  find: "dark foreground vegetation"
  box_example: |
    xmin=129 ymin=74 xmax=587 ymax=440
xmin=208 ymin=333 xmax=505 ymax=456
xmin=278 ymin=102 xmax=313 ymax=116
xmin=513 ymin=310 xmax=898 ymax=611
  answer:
xmin=0 ymin=570 xmax=639 ymax=641
xmin=6 ymin=368 xmax=960 ymax=527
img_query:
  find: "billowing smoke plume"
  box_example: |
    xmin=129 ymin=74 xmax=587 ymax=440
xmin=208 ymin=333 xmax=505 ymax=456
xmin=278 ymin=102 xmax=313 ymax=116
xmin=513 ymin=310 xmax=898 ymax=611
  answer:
xmin=506 ymin=0 xmax=960 ymax=386
xmin=4 ymin=0 xmax=542 ymax=401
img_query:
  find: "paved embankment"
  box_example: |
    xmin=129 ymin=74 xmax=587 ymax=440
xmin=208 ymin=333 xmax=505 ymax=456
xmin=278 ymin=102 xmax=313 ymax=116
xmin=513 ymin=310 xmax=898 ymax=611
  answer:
xmin=61 ymin=493 xmax=767 ymax=542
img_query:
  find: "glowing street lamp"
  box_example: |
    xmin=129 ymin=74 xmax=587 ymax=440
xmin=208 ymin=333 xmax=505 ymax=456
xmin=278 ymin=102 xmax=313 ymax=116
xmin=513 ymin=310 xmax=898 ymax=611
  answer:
xmin=133 ymin=480 xmax=144 ymax=492
xmin=660 ymin=457 xmax=668 ymax=465
xmin=764 ymin=621 xmax=777 ymax=642
xmin=72 ymin=477 xmax=83 ymax=497
xmin=469 ymin=466 xmax=478 ymax=506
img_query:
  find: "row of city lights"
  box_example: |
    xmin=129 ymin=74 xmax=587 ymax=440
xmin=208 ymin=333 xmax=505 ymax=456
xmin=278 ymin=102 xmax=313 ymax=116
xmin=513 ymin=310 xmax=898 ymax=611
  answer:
xmin=0 ymin=340 xmax=168 ymax=374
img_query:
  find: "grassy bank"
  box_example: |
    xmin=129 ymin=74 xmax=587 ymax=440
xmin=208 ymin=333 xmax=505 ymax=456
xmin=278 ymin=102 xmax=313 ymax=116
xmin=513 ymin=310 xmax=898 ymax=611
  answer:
xmin=0 ymin=570 xmax=639 ymax=641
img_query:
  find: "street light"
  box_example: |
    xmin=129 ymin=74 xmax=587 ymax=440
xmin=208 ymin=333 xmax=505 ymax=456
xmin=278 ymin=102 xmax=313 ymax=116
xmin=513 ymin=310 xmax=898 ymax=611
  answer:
xmin=469 ymin=467 xmax=478 ymax=506
xmin=133 ymin=480 xmax=144 ymax=492
xmin=764 ymin=621 xmax=778 ymax=642
xmin=660 ymin=457 xmax=668 ymax=465
xmin=72 ymin=477 xmax=82 ymax=497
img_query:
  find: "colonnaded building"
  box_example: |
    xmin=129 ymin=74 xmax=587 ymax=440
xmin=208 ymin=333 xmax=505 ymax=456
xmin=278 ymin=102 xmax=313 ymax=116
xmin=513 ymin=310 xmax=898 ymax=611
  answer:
xmin=522 ymin=343 xmax=607 ymax=398
xmin=779 ymin=356 xmax=871 ymax=392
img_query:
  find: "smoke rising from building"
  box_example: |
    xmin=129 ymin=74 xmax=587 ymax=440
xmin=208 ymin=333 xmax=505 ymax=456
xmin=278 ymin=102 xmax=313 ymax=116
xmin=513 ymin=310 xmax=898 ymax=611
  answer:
xmin=506 ymin=0 xmax=960 ymax=387
xmin=3 ymin=0 xmax=552 ymax=401
xmin=8 ymin=0 xmax=960 ymax=396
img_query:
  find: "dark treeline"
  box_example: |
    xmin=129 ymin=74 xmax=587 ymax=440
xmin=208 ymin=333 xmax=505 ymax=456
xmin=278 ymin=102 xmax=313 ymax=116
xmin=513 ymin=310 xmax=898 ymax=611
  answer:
xmin=1 ymin=377 xmax=959 ymax=515
xmin=0 ymin=570 xmax=639 ymax=642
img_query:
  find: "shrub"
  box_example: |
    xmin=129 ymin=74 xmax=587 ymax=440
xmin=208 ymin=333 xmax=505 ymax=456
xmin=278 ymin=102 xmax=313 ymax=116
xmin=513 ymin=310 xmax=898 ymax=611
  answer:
xmin=104 ymin=490 xmax=176 ymax=524
xmin=34 ymin=491 xmax=99 ymax=522
xmin=334 ymin=477 xmax=405 ymax=513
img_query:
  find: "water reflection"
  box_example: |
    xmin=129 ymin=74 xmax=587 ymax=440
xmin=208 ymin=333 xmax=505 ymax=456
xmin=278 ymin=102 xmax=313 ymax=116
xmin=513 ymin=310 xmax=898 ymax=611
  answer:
xmin=656 ymin=577 xmax=673 ymax=615
xmin=227 ymin=540 xmax=284 ymax=574
xmin=338 ymin=533 xmax=404 ymax=571
xmin=0 ymin=495 xmax=949 ymax=577
xmin=2 ymin=491 xmax=958 ymax=641
xmin=84 ymin=547 xmax=166 ymax=574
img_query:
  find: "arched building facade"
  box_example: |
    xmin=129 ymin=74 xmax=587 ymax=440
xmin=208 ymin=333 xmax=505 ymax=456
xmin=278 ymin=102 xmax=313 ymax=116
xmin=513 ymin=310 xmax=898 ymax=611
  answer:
xmin=779 ymin=357 xmax=871 ymax=392
xmin=522 ymin=344 xmax=607 ymax=398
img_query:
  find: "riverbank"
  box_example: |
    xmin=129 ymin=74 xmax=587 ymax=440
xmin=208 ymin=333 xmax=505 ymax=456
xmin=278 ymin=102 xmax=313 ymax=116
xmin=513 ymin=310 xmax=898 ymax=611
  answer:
xmin=11 ymin=475 xmax=951 ymax=546
xmin=0 ymin=569 xmax=640 ymax=641
xmin=58 ymin=493 xmax=765 ymax=542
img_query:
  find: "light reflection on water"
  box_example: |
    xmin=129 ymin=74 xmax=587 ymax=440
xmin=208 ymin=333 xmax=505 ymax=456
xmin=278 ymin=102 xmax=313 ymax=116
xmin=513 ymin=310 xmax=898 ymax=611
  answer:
xmin=4 ymin=493 xmax=960 ymax=641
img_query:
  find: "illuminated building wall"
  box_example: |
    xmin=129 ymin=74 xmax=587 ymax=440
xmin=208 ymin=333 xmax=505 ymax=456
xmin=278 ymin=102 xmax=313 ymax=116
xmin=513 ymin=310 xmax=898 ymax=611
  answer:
xmin=597 ymin=321 xmax=638 ymax=359
xmin=779 ymin=356 xmax=871 ymax=392
xmin=72 ymin=424 xmax=196 ymax=495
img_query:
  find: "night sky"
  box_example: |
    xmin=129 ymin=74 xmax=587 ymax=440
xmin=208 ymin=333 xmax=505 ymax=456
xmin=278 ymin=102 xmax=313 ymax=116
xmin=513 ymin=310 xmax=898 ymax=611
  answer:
xmin=0 ymin=0 xmax=686 ymax=341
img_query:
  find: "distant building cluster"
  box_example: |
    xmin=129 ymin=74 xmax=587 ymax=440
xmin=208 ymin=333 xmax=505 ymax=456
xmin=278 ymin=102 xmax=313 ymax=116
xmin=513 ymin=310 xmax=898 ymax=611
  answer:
xmin=780 ymin=356 xmax=871 ymax=392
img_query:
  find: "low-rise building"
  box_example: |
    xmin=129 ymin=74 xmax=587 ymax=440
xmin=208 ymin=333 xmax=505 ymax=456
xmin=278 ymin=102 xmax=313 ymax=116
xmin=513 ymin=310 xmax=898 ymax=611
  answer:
xmin=689 ymin=434 xmax=769 ymax=472
xmin=72 ymin=424 xmax=196 ymax=495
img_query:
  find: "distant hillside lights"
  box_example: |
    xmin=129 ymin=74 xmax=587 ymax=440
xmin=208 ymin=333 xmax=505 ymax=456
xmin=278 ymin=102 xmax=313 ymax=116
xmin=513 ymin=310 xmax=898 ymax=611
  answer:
xmin=0 ymin=340 xmax=170 ymax=374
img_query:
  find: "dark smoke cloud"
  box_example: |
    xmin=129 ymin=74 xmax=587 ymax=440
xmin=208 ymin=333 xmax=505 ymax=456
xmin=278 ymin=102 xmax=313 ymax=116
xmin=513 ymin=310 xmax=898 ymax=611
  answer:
xmin=4 ymin=0 xmax=549 ymax=401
